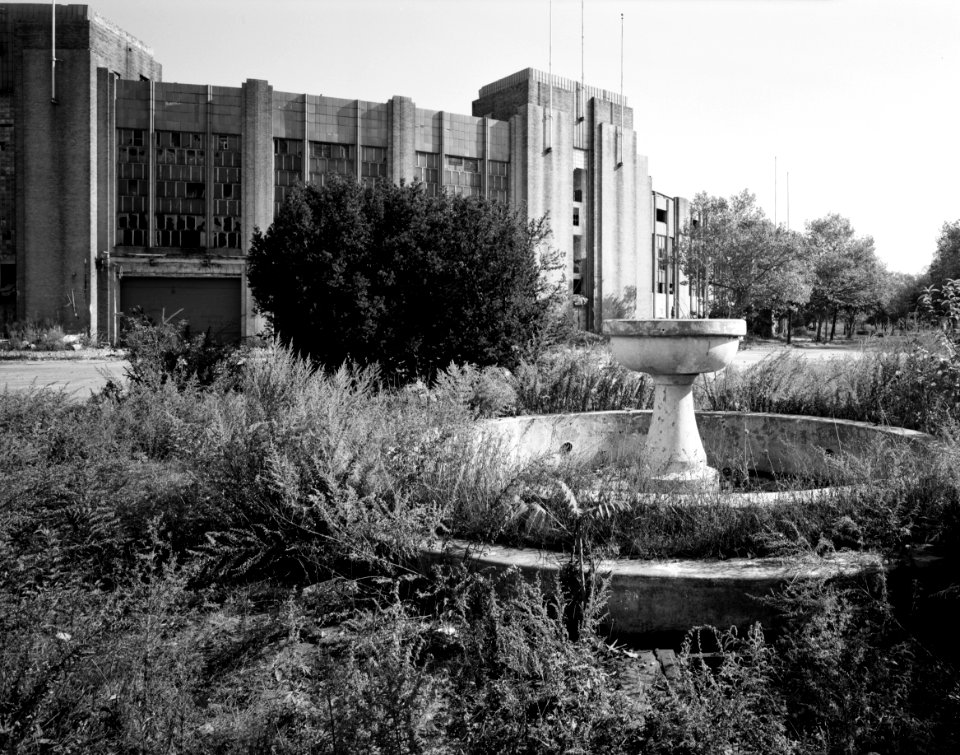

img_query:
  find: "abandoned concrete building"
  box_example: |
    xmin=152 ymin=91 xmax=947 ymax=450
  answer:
xmin=0 ymin=3 xmax=697 ymax=342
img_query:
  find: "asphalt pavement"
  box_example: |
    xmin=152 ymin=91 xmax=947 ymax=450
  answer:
xmin=0 ymin=357 xmax=127 ymax=400
xmin=0 ymin=338 xmax=868 ymax=401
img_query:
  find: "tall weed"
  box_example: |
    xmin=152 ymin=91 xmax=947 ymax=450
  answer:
xmin=700 ymin=333 xmax=960 ymax=434
xmin=641 ymin=624 xmax=798 ymax=754
xmin=192 ymin=347 xmax=459 ymax=582
xmin=512 ymin=345 xmax=652 ymax=414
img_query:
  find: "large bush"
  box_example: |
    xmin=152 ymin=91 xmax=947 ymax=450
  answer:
xmin=247 ymin=178 xmax=560 ymax=380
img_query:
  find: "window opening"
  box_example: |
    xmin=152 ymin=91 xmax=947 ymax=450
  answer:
xmin=155 ymin=130 xmax=206 ymax=248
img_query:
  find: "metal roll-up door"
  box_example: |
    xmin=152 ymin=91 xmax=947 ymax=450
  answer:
xmin=120 ymin=277 xmax=241 ymax=343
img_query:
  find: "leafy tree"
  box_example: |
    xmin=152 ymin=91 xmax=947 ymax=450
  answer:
xmin=918 ymin=220 xmax=960 ymax=327
xmin=869 ymin=270 xmax=923 ymax=333
xmin=926 ymin=219 xmax=960 ymax=286
xmin=805 ymin=214 xmax=883 ymax=341
xmin=247 ymin=178 xmax=560 ymax=380
xmin=681 ymin=190 xmax=811 ymax=335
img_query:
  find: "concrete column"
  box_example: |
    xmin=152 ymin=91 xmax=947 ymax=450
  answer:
xmin=147 ymin=79 xmax=155 ymax=250
xmin=205 ymin=85 xmax=214 ymax=254
xmin=241 ymin=78 xmax=273 ymax=339
xmin=388 ymin=95 xmax=415 ymax=185
xmin=95 ymin=67 xmax=116 ymax=341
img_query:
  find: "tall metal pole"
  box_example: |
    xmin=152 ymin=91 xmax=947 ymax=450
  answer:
xmin=618 ymin=12 xmax=624 ymax=165
xmin=51 ymin=0 xmax=56 ymax=103
xmin=579 ymin=0 xmax=584 ymax=120
xmin=786 ymin=171 xmax=791 ymax=230
xmin=774 ymin=155 xmax=778 ymax=227
xmin=546 ymin=0 xmax=553 ymax=151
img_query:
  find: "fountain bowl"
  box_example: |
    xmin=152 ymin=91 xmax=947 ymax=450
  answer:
xmin=604 ymin=318 xmax=746 ymax=375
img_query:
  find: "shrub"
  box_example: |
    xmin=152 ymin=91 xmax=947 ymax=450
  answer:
xmin=119 ymin=308 xmax=241 ymax=391
xmin=0 ymin=319 xmax=83 ymax=352
xmin=247 ymin=178 xmax=561 ymax=381
xmin=767 ymin=576 xmax=958 ymax=754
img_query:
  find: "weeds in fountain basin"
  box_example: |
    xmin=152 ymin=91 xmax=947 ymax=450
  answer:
xmin=439 ymin=430 xmax=943 ymax=561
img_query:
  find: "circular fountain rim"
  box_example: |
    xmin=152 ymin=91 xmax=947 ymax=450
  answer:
xmin=603 ymin=318 xmax=747 ymax=338
xmin=437 ymin=410 xmax=933 ymax=633
xmin=421 ymin=537 xmax=888 ymax=635
xmin=467 ymin=410 xmax=937 ymax=505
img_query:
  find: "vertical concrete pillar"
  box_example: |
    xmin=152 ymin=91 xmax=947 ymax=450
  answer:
xmin=19 ymin=46 xmax=95 ymax=332
xmin=147 ymin=79 xmax=156 ymax=250
xmin=355 ymin=99 xmax=362 ymax=181
xmin=241 ymin=78 xmax=273 ymax=339
xmin=95 ymin=67 xmax=116 ymax=342
xmin=205 ymin=85 xmax=214 ymax=255
xmin=388 ymin=96 xmax=415 ymax=185
xmin=302 ymin=94 xmax=309 ymax=179
xmin=509 ymin=113 xmax=526 ymax=208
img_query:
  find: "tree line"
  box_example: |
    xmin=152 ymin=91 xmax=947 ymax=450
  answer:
xmin=680 ymin=190 xmax=953 ymax=340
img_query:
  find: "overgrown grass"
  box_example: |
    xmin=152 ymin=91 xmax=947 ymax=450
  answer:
xmin=3 ymin=328 xmax=960 ymax=752
xmin=699 ymin=332 xmax=960 ymax=434
xmin=439 ymin=436 xmax=960 ymax=561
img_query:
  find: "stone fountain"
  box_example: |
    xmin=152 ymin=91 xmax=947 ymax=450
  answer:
xmin=603 ymin=319 xmax=746 ymax=491
xmin=427 ymin=318 xmax=935 ymax=637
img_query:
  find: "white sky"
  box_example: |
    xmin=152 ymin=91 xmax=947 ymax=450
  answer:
xmin=75 ymin=0 xmax=960 ymax=275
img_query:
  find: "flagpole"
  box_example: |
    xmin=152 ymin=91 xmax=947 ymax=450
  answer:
xmin=51 ymin=0 xmax=57 ymax=103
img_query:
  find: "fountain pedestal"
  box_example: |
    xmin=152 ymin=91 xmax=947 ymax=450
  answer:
xmin=647 ymin=374 xmax=718 ymax=488
xmin=603 ymin=318 xmax=746 ymax=492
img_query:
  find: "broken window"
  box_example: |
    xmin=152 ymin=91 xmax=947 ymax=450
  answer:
xmin=309 ymin=141 xmax=356 ymax=187
xmin=414 ymin=152 xmax=440 ymax=197
xmin=274 ymin=138 xmax=303 ymax=216
xmin=213 ymin=134 xmax=242 ymax=250
xmin=443 ymin=154 xmax=481 ymax=197
xmin=360 ymin=146 xmax=387 ymax=186
xmin=116 ymin=128 xmax=149 ymax=246
xmin=656 ymin=235 xmax=667 ymax=294
xmin=155 ymin=131 xmax=207 ymax=249
xmin=487 ymin=160 xmax=509 ymax=203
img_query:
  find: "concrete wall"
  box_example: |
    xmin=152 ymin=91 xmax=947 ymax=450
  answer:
xmin=473 ymin=68 xmax=652 ymax=327
xmin=5 ymin=6 xmax=693 ymax=340
xmin=8 ymin=4 xmax=159 ymax=335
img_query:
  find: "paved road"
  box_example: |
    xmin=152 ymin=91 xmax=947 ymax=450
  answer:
xmin=1 ymin=340 xmax=866 ymax=401
xmin=731 ymin=342 xmax=866 ymax=368
xmin=0 ymin=358 xmax=127 ymax=400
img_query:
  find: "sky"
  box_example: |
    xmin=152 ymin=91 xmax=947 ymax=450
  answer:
xmin=72 ymin=0 xmax=960 ymax=275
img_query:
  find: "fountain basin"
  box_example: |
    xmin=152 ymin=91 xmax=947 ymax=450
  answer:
xmin=431 ymin=411 xmax=935 ymax=634
xmin=471 ymin=410 xmax=932 ymax=488
xmin=424 ymin=538 xmax=886 ymax=635
xmin=604 ymin=318 xmax=746 ymax=376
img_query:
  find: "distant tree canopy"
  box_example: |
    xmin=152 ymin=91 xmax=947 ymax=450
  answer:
xmin=805 ymin=213 xmax=884 ymax=341
xmin=247 ymin=179 xmax=560 ymax=380
xmin=681 ymin=191 xmax=810 ymax=334
xmin=927 ymin=220 xmax=960 ymax=285
xmin=681 ymin=191 xmax=906 ymax=340
xmin=917 ymin=220 xmax=960 ymax=326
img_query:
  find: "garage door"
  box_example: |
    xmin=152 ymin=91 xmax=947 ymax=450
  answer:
xmin=120 ymin=277 xmax=241 ymax=343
